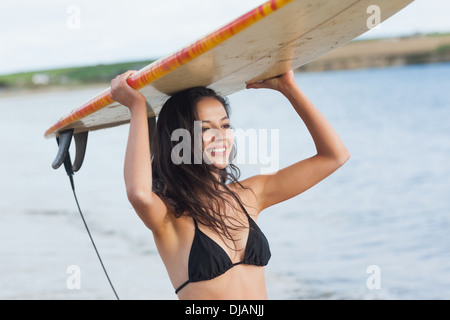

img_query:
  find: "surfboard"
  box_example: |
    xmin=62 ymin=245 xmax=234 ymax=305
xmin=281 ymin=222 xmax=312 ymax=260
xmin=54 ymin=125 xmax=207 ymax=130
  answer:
xmin=46 ymin=0 xmax=414 ymax=171
xmin=44 ymin=0 xmax=414 ymax=140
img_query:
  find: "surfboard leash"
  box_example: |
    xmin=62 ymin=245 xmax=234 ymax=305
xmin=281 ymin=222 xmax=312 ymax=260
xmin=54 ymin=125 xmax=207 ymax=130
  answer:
xmin=53 ymin=130 xmax=120 ymax=300
xmin=68 ymin=174 xmax=120 ymax=300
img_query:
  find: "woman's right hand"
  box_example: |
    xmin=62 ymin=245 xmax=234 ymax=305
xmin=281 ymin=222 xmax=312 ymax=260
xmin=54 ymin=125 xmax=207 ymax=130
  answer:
xmin=110 ymin=70 xmax=146 ymax=111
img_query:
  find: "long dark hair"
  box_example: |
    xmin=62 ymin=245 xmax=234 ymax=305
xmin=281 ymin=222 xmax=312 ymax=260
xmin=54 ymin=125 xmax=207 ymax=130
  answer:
xmin=151 ymin=87 xmax=249 ymax=244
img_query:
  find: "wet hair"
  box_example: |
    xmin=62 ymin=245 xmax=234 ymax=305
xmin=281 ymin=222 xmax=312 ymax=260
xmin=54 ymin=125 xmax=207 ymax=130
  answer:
xmin=151 ymin=87 xmax=249 ymax=244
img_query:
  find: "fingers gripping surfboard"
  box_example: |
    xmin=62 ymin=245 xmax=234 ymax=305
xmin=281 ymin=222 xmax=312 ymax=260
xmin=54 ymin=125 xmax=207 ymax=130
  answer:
xmin=46 ymin=0 xmax=414 ymax=171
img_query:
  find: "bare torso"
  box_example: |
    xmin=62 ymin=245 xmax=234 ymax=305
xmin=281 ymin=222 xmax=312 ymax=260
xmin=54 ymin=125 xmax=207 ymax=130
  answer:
xmin=153 ymin=184 xmax=269 ymax=299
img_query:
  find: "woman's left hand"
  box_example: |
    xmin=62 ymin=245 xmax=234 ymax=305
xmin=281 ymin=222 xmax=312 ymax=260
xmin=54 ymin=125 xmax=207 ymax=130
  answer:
xmin=246 ymin=70 xmax=297 ymax=94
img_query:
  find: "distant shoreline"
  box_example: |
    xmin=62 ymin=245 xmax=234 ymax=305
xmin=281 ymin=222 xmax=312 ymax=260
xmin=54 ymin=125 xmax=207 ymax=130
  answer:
xmin=0 ymin=82 xmax=108 ymax=98
xmin=1 ymin=33 xmax=450 ymax=97
xmin=298 ymin=34 xmax=450 ymax=72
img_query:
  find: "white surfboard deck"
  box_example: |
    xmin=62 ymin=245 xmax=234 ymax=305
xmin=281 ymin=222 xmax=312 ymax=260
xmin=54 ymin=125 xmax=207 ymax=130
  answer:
xmin=44 ymin=0 xmax=414 ymax=138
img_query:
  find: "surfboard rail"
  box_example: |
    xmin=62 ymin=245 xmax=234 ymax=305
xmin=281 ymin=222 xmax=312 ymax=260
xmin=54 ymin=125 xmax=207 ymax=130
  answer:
xmin=44 ymin=0 xmax=294 ymax=138
xmin=44 ymin=0 xmax=415 ymax=139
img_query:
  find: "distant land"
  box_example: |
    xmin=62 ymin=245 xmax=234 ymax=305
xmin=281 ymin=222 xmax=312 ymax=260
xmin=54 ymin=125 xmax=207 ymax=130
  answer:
xmin=0 ymin=59 xmax=155 ymax=91
xmin=1 ymin=33 xmax=449 ymax=92
xmin=298 ymin=33 xmax=450 ymax=72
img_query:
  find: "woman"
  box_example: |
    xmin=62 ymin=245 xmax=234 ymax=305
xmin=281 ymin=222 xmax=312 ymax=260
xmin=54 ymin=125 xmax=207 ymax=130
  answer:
xmin=110 ymin=70 xmax=350 ymax=299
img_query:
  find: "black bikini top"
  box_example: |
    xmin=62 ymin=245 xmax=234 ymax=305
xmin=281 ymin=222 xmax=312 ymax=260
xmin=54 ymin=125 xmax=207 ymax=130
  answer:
xmin=175 ymin=198 xmax=271 ymax=294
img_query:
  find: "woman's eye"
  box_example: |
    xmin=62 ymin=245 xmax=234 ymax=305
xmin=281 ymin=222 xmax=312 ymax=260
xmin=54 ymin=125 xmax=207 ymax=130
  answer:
xmin=202 ymin=124 xmax=231 ymax=132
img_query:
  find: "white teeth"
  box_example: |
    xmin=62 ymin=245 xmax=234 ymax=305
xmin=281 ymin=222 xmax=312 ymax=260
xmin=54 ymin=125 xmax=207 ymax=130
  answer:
xmin=208 ymin=147 xmax=226 ymax=153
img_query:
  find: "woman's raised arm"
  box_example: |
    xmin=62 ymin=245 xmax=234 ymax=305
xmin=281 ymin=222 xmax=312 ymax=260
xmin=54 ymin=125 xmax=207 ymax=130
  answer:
xmin=245 ymin=71 xmax=350 ymax=213
xmin=110 ymin=71 xmax=168 ymax=234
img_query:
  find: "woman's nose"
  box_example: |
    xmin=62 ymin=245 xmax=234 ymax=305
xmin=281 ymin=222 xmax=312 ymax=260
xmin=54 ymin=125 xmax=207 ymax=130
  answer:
xmin=214 ymin=129 xmax=226 ymax=142
xmin=204 ymin=128 xmax=225 ymax=142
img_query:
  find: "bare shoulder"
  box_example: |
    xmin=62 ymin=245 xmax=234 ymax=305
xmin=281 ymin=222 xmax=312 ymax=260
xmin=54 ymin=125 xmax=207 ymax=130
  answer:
xmin=228 ymin=176 xmax=265 ymax=217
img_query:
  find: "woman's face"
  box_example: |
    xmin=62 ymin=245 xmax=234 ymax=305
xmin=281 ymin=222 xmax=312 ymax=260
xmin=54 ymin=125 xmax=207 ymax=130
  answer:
xmin=196 ymin=97 xmax=234 ymax=170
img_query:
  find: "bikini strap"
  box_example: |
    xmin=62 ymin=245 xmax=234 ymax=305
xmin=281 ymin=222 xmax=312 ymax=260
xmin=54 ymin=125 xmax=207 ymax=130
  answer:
xmin=229 ymin=191 xmax=250 ymax=217
xmin=192 ymin=217 xmax=199 ymax=229
xmin=175 ymin=279 xmax=191 ymax=294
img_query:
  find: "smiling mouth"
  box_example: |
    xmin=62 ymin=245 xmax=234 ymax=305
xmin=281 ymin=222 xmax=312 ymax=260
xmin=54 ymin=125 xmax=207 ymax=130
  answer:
xmin=207 ymin=145 xmax=227 ymax=157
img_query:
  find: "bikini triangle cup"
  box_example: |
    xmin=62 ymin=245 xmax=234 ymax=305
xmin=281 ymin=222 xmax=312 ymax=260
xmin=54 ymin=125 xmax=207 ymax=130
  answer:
xmin=175 ymin=196 xmax=271 ymax=294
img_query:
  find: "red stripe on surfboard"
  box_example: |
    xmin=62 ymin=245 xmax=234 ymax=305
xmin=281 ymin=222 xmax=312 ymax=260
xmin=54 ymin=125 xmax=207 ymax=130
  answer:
xmin=44 ymin=0 xmax=293 ymax=138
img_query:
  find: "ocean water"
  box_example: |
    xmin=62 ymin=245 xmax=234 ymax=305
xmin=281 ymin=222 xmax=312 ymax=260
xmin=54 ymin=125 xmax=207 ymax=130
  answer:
xmin=1 ymin=63 xmax=449 ymax=300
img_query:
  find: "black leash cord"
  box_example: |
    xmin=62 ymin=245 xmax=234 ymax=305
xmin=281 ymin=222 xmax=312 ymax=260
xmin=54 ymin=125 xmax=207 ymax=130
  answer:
xmin=68 ymin=175 xmax=120 ymax=300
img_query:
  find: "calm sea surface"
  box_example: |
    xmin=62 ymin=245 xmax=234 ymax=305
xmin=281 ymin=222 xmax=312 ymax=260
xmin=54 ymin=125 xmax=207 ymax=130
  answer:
xmin=1 ymin=63 xmax=449 ymax=299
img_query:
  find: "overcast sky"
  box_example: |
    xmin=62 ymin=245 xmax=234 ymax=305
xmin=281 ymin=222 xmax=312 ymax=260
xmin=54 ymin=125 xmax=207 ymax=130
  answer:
xmin=1 ymin=0 xmax=449 ymax=75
